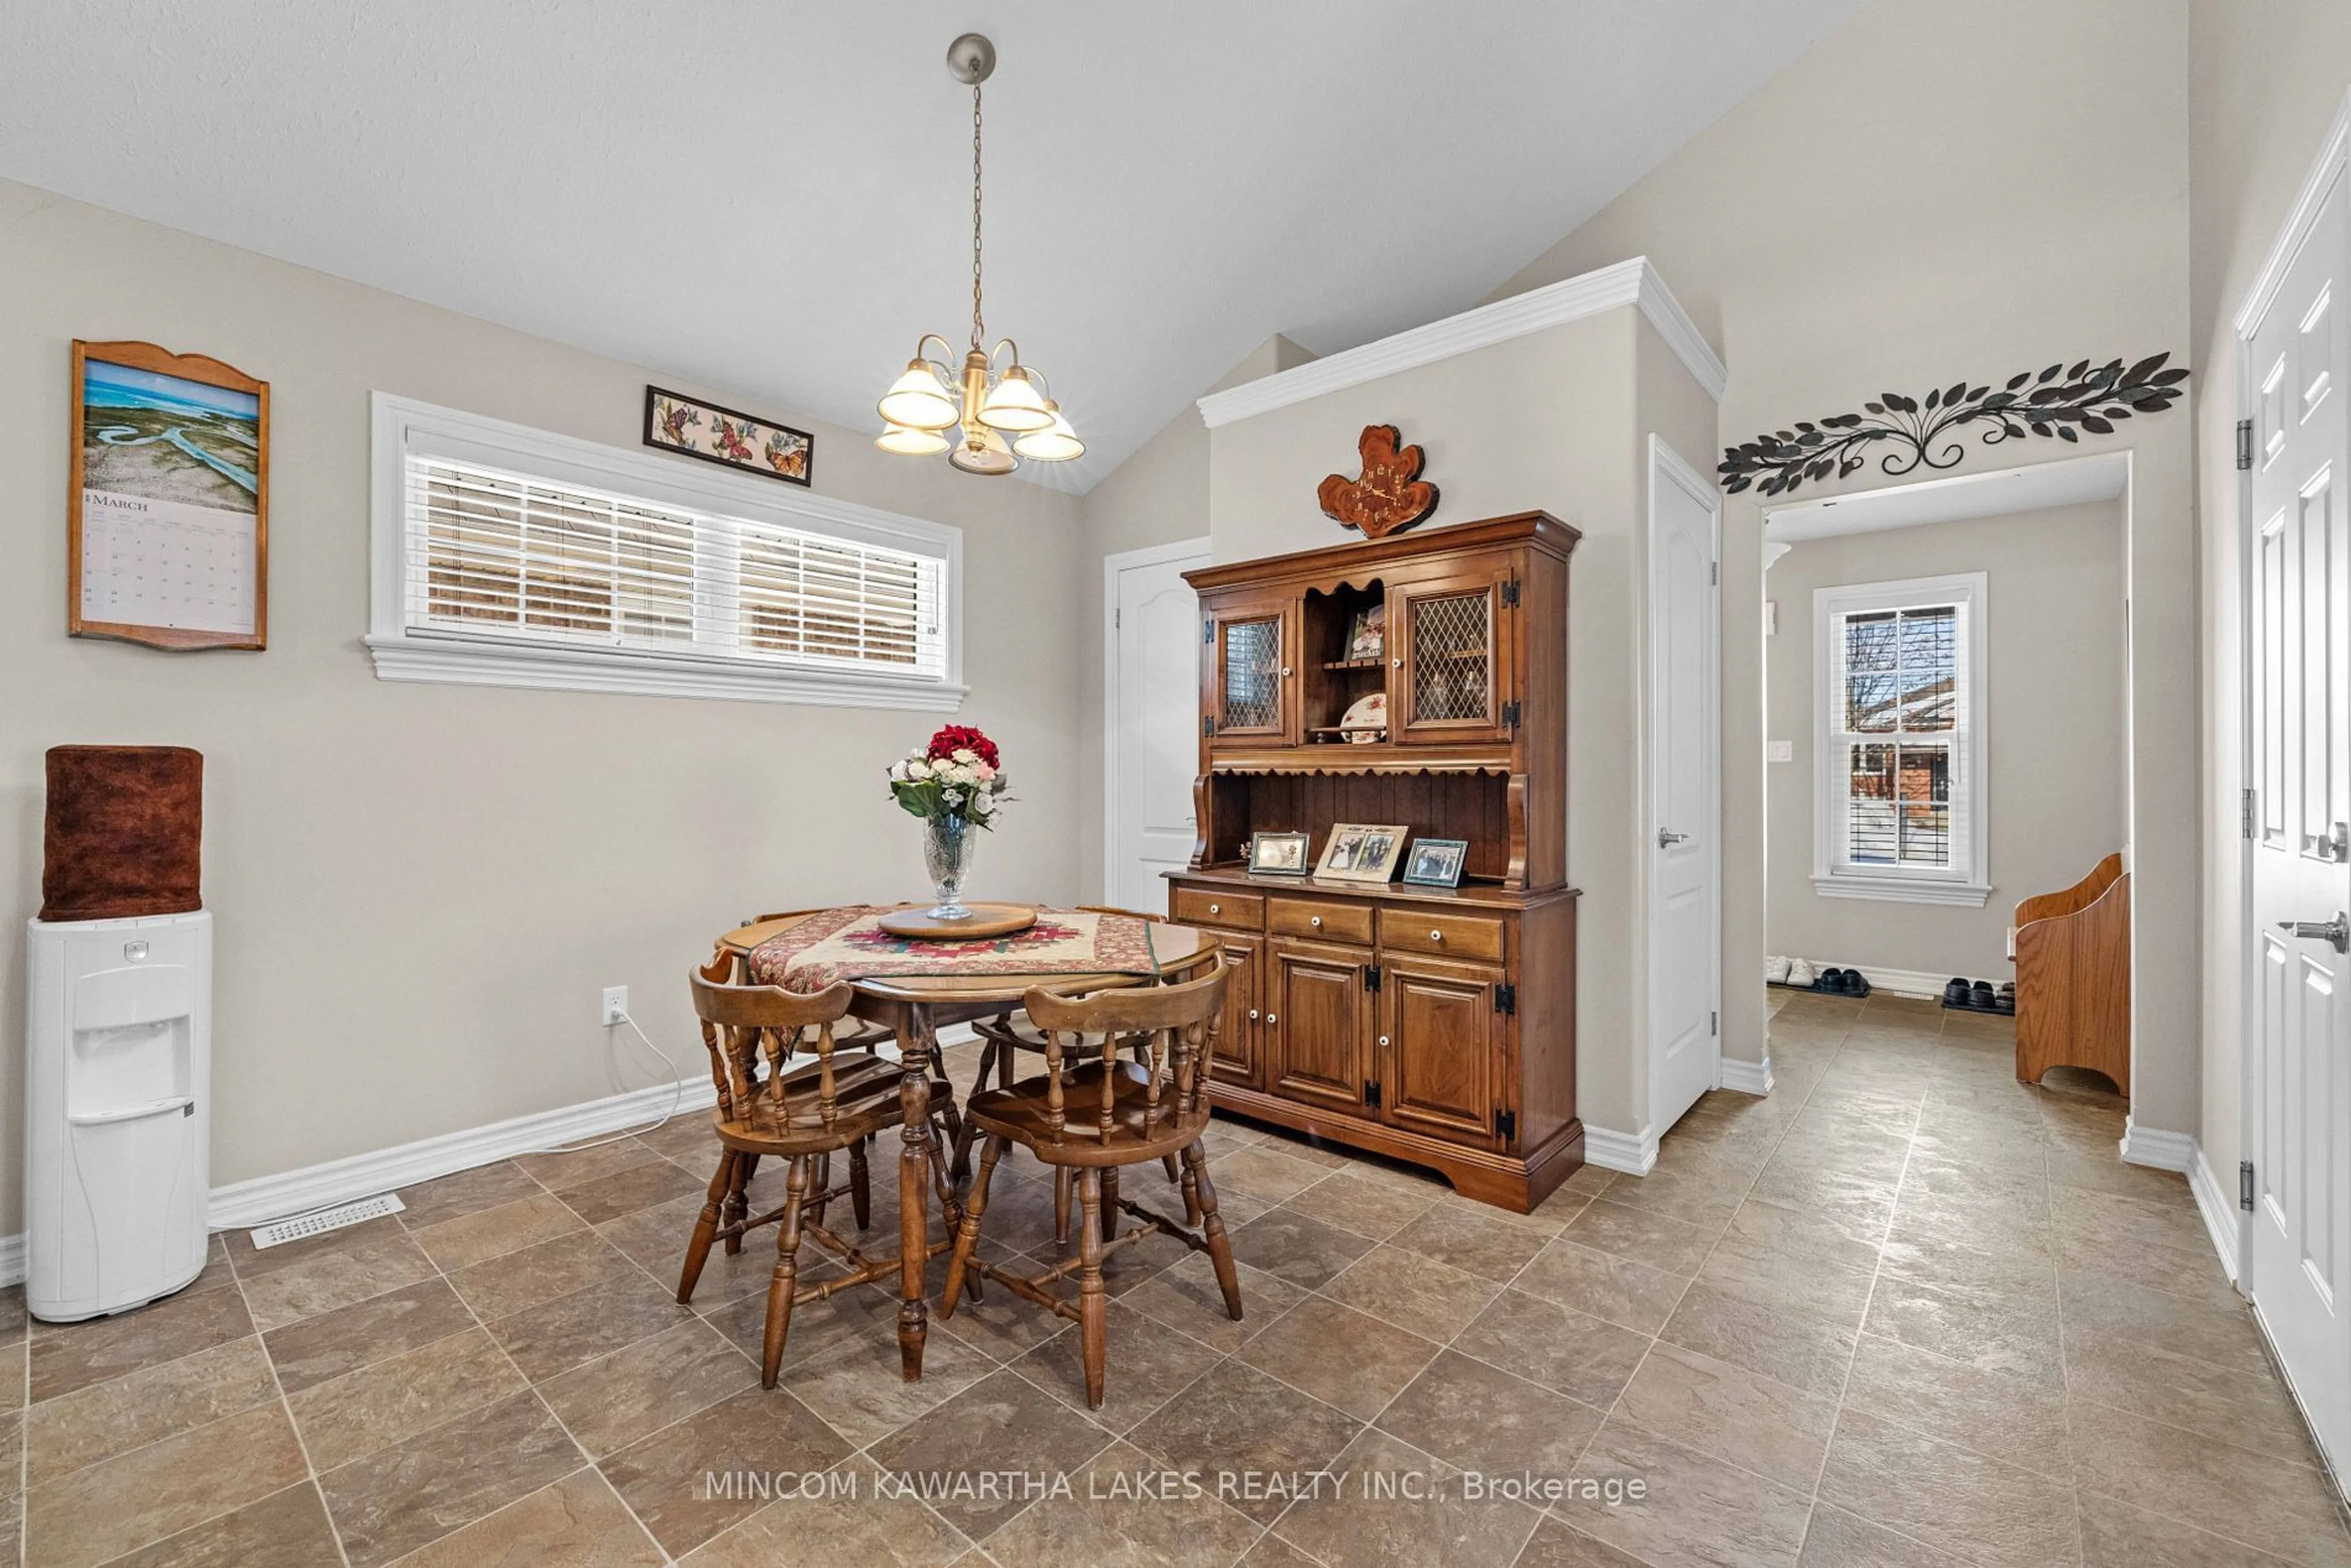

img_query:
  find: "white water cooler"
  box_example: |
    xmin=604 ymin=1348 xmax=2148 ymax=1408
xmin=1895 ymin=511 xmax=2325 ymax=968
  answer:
xmin=24 ymin=909 xmax=212 ymax=1321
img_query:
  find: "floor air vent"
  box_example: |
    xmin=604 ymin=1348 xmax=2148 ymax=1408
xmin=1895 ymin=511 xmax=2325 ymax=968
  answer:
xmin=248 ymin=1193 xmax=407 ymax=1251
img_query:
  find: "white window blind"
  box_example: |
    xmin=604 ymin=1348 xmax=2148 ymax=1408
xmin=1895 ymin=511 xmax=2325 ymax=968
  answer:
xmin=405 ymin=458 xmax=944 ymax=678
xmin=1812 ymin=573 xmax=1989 ymax=906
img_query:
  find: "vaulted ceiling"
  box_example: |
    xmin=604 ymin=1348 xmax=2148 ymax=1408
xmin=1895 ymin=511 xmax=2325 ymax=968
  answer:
xmin=0 ymin=2 xmax=1862 ymax=489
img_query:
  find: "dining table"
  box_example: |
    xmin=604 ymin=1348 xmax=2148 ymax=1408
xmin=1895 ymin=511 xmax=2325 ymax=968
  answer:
xmin=716 ymin=904 xmax=1217 ymax=1380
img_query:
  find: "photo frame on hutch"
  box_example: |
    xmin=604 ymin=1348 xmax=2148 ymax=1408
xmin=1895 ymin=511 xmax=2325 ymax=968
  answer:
xmin=1402 ymin=837 xmax=1469 ymax=888
xmin=644 ymin=385 xmax=814 ymax=487
xmin=1315 ymin=822 xmax=1410 ymax=883
xmin=1248 ymin=830 xmax=1311 ymax=876
xmin=70 ymin=340 xmax=269 ymax=651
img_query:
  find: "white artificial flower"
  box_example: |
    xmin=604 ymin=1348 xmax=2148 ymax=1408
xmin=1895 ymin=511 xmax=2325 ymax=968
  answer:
xmin=888 ymin=760 xmax=910 ymax=782
xmin=906 ymin=758 xmax=932 ymax=779
xmin=951 ymin=748 xmax=978 ymax=764
xmin=942 ymin=787 xmax=965 ymax=809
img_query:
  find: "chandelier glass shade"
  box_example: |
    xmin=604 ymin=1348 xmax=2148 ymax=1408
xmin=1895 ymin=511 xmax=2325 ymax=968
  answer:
xmin=875 ymin=35 xmax=1082 ymax=474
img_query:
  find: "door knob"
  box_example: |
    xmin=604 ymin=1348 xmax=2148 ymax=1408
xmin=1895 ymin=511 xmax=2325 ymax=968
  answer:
xmin=2277 ymin=913 xmax=2351 ymax=953
xmin=1658 ymin=829 xmax=1691 ymax=847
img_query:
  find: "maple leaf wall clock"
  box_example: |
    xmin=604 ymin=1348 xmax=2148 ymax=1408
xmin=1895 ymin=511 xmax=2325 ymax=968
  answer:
xmin=1318 ymin=423 xmax=1439 ymax=538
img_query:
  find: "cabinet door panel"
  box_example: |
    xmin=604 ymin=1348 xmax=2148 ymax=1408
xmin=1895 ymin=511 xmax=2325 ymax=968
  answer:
xmin=1381 ymin=956 xmax=1504 ymax=1143
xmin=1267 ymin=940 xmax=1371 ymax=1116
xmin=1208 ymin=932 xmax=1264 ymax=1092
xmin=1209 ymin=598 xmax=1299 ymax=745
xmin=1390 ymin=560 xmax=1516 ymax=745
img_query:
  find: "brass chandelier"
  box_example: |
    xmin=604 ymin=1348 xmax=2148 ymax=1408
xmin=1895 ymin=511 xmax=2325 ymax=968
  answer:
xmin=874 ymin=33 xmax=1082 ymax=475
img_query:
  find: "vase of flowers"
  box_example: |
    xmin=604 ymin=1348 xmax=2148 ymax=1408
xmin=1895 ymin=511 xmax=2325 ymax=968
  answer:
xmin=888 ymin=725 xmax=1011 ymax=920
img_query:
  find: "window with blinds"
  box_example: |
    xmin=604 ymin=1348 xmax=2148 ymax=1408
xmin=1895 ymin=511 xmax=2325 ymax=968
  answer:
xmin=1812 ymin=573 xmax=1987 ymax=904
xmin=401 ymin=457 xmax=946 ymax=680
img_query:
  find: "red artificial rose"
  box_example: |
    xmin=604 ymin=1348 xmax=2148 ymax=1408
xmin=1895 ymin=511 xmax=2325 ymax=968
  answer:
xmin=926 ymin=725 xmax=1000 ymax=769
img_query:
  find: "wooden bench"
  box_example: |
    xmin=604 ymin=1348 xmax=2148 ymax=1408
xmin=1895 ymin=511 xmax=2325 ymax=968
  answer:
xmin=2013 ymin=852 xmax=2130 ymax=1095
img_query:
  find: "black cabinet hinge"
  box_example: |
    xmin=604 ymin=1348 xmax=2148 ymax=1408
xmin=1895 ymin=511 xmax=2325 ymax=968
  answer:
xmin=1365 ymin=1081 xmax=1382 ymax=1108
xmin=2237 ymin=419 xmax=2255 ymax=471
xmin=1501 ymin=699 xmax=1521 ymax=730
xmin=1204 ymin=618 xmax=1215 ymax=644
xmin=1501 ymin=577 xmax=1521 ymax=608
xmin=1496 ymin=1108 xmax=1516 ymax=1142
xmin=1364 ymin=964 xmax=1381 ymax=992
xmin=1202 ymin=716 xmax=1215 ymax=738
xmin=1494 ymin=983 xmax=1517 ymax=1016
xmin=2241 ymin=1160 xmax=2257 ymax=1210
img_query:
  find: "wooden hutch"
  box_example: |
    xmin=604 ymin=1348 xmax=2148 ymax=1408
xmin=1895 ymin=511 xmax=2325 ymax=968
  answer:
xmin=1168 ymin=511 xmax=1580 ymax=1212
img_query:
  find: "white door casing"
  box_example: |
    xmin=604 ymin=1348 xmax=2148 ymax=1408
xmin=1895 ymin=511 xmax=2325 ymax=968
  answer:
xmin=1104 ymin=538 xmax=1210 ymax=913
xmin=1649 ymin=436 xmax=1723 ymax=1133
xmin=2241 ymin=113 xmax=2351 ymax=1473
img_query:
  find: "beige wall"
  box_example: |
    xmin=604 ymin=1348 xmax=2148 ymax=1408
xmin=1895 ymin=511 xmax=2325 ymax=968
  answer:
xmin=0 ymin=179 xmax=1089 ymax=1232
xmin=2187 ymin=4 xmax=2351 ymax=1190
xmin=1489 ymin=0 xmax=2198 ymax=1131
xmin=1207 ymin=308 xmax=1715 ymax=1142
xmin=1766 ymin=503 xmax=2129 ymax=981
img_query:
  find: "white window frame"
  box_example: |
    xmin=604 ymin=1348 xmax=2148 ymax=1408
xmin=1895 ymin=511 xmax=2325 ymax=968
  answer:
xmin=1811 ymin=571 xmax=1990 ymax=907
xmin=366 ymin=392 xmax=966 ymax=710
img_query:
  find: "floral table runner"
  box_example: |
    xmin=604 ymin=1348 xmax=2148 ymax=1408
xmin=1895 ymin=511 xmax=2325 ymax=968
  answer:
xmin=745 ymin=906 xmax=1161 ymax=994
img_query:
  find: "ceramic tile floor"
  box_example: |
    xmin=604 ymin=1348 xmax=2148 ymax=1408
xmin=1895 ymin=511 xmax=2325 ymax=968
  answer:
xmin=3 ymin=992 xmax=2346 ymax=1566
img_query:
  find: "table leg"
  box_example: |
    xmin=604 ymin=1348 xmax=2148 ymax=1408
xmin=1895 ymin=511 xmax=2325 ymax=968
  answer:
xmin=897 ymin=1008 xmax=933 ymax=1381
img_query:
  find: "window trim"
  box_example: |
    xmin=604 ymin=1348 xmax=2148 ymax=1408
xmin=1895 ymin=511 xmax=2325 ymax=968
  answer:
xmin=1810 ymin=571 xmax=1990 ymax=907
xmin=366 ymin=392 xmax=966 ymax=710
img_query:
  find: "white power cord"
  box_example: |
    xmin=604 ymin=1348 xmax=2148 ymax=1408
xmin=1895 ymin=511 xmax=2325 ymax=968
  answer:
xmin=516 ymin=1008 xmax=691 ymax=1160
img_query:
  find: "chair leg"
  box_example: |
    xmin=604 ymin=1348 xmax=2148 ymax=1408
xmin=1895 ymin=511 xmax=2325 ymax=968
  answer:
xmin=1100 ymin=1166 xmax=1121 ymax=1243
xmin=1054 ymin=1166 xmax=1072 ymax=1246
xmin=951 ymin=1040 xmax=995 ymax=1185
xmin=724 ymin=1153 xmax=758 ymax=1256
xmin=1161 ymin=1152 xmax=1194 ymax=1220
xmin=931 ymin=1040 xmax=969 ymax=1177
xmin=940 ymin=1135 xmax=1003 ymax=1318
xmin=807 ymin=1150 xmax=833 ymax=1233
xmin=1177 ymin=1149 xmax=1202 ymax=1228
xmin=1183 ymin=1140 xmax=1243 ymax=1321
xmin=849 ymin=1138 xmax=872 ymax=1231
xmin=677 ymin=1149 xmax=736 ymax=1304
xmin=760 ymin=1157 xmax=812 ymax=1389
xmin=1076 ymin=1167 xmax=1108 ymax=1408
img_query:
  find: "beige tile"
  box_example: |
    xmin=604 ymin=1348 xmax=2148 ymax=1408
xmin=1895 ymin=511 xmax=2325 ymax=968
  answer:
xmin=560 ymin=1160 xmax=709 ymax=1226
xmin=1450 ymin=1288 xmax=1652 ymax=1408
xmin=2066 ymin=1396 xmax=2351 ymax=1567
xmin=1817 ymin=1408 xmax=2079 ymax=1568
xmin=784 ymin=1318 xmax=996 ymax=1447
xmin=236 ymin=1231 xmax=440 ymax=1332
xmin=319 ymin=1390 xmax=583 ymax=1567
xmin=1279 ymin=1169 xmax=1443 ymax=1240
xmin=2051 ymin=1185 xmax=2213 ymax=1258
xmin=1013 ymin=1299 xmax=1225 ymax=1432
xmin=2065 ymin=1330 xmax=2319 ymax=1466
xmin=1554 ymin=1414 xmax=1812 ymax=1568
xmin=538 ymin=1319 xmax=756 ymax=1458
xmin=1512 ymin=1235 xmax=1690 ymax=1335
xmin=1378 ymin=1348 xmax=1604 ymax=1477
xmin=23 ymin=1398 xmax=308 ymax=1568
xmin=1388 ymin=1201 xmax=1557 ymax=1281
xmin=1590 ymin=1162 xmax=1751 ymax=1230
xmin=1272 ymin=1426 xmax=1541 ymax=1568
xmin=1697 ymin=1219 xmax=1878 ymax=1327
xmin=2051 ymin=1212 xmax=2241 ymax=1308
xmin=599 ymin=1385 xmax=853 ymax=1556
xmin=1861 ymin=1270 xmax=2063 ymax=1382
xmin=1224 ymin=1207 xmax=1378 ymax=1289
xmin=395 ymin=1467 xmax=662 ymax=1567
xmin=984 ymin=1439 xmax=1263 ymax=1568
xmin=487 ymin=1273 xmax=697 ymax=1384
xmin=446 ymin=1228 xmax=639 ymax=1322
xmin=1119 ymin=1251 xmax=1303 ymax=1354
xmin=411 ymin=1193 xmax=588 ymax=1272
xmin=23 ymin=1332 xmax=277 ymax=1487
xmin=1128 ymin=1358 xmax=1362 ymax=1523
xmin=92 ymin=1482 xmax=344 ymax=1568
xmin=1238 ymin=1296 xmax=1439 ymax=1420
xmin=264 ymin=1276 xmax=479 ymax=1394
xmin=223 ymin=1214 xmax=408 ymax=1281
xmin=1798 ymin=1504 xmax=1968 ymax=1567
xmin=2056 ymin=1267 xmax=2273 ymax=1377
xmin=1318 ymin=1242 xmax=1502 ymax=1341
xmin=28 ymin=1280 xmax=253 ymax=1402
xmin=2074 ymin=1489 xmax=2300 ymax=1568
xmin=681 ymin=1463 xmax=967 ymax=1566
xmin=1515 ymin=1517 xmax=1653 ymax=1568
xmin=1659 ymin=1280 xmax=1858 ymax=1395
xmin=288 ymin=1326 xmax=529 ymax=1470
xmin=1743 ymin=1161 xmax=1902 ymax=1242
xmin=864 ymin=1368 xmax=1114 ymax=1541
xmin=512 ymin=1136 xmax=667 ymax=1191
xmin=397 ymin=1161 xmax=545 ymax=1227
xmin=699 ymin=1269 xmax=901 ymax=1374
xmin=1559 ymin=1196 xmax=1723 ymax=1277
xmin=1616 ymin=1339 xmax=1837 ymax=1491
xmin=1205 ymin=1144 xmax=1331 ymax=1204
xmin=1842 ymin=1332 xmax=2071 ymax=1474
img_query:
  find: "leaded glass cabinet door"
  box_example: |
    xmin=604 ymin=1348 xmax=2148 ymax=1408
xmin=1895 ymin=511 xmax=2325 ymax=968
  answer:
xmin=1390 ymin=566 xmax=1515 ymax=743
xmin=1209 ymin=602 xmax=1296 ymax=743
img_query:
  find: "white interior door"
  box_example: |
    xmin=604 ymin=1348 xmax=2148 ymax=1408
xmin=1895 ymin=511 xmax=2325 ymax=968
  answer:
xmin=1649 ymin=437 xmax=1723 ymax=1133
xmin=1106 ymin=539 xmax=1209 ymax=913
xmin=2246 ymin=149 xmax=2351 ymax=1471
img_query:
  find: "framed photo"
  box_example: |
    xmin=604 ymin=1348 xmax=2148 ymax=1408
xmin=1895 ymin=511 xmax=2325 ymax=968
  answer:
xmin=1248 ymin=830 xmax=1311 ymax=876
xmin=1401 ymin=837 xmax=1470 ymax=888
xmin=1315 ymin=822 xmax=1409 ymax=883
xmin=1345 ymin=602 xmax=1385 ymax=661
xmin=644 ymin=386 xmax=814 ymax=487
xmin=70 ymin=340 xmax=269 ymax=651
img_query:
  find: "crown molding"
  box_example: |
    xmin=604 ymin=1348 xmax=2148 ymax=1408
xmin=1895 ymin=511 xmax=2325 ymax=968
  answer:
xmin=1197 ymin=257 xmax=1726 ymax=430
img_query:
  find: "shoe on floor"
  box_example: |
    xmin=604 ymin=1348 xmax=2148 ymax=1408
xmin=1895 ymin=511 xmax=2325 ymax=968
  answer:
xmin=1765 ymin=955 xmax=1791 ymax=985
xmin=1971 ymin=980 xmax=1997 ymax=1008
xmin=1815 ymin=966 xmax=1844 ymax=992
xmin=1842 ymin=969 xmax=1872 ymax=997
xmin=1787 ymin=958 xmax=1817 ymax=988
xmin=1944 ymin=977 xmax=1971 ymax=1007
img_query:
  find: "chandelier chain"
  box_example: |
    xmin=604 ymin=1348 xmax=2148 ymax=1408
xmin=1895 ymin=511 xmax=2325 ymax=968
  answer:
xmin=970 ymin=81 xmax=985 ymax=351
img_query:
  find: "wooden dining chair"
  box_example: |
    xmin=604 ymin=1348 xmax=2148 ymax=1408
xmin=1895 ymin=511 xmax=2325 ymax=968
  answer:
xmin=964 ymin=906 xmax=1212 ymax=1235
xmin=939 ymin=963 xmax=1242 ymax=1408
xmin=680 ymin=953 xmax=956 ymax=1386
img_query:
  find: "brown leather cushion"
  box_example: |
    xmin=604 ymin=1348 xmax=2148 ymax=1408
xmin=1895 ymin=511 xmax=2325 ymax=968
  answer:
xmin=40 ymin=746 xmax=203 ymax=922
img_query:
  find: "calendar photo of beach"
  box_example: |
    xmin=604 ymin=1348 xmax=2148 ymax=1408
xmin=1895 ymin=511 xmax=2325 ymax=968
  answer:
xmin=80 ymin=358 xmax=261 ymax=514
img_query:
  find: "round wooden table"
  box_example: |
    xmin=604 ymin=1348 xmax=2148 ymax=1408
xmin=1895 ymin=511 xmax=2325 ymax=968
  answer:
xmin=716 ymin=908 xmax=1216 ymax=1381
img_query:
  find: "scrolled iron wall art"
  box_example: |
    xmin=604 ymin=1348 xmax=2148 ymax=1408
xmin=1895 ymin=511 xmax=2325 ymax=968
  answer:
xmin=1718 ymin=353 xmax=2189 ymax=498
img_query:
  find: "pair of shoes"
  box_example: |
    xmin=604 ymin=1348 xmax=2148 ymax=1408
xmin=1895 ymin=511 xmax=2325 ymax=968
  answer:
xmin=1843 ymin=970 xmax=1872 ymax=997
xmin=1818 ymin=967 xmax=1872 ymax=997
xmin=1764 ymin=955 xmax=1791 ymax=985
xmin=1971 ymin=980 xmax=1997 ymax=1010
xmin=1943 ymin=977 xmax=1972 ymax=1007
xmin=1817 ymin=966 xmax=1847 ymax=992
xmin=1785 ymin=958 xmax=1817 ymax=988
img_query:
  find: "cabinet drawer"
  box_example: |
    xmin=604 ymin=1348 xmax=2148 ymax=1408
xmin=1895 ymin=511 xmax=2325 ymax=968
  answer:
xmin=1380 ymin=909 xmax=1507 ymax=963
xmin=1173 ymin=887 xmax=1264 ymax=931
xmin=1268 ymin=898 xmax=1374 ymax=945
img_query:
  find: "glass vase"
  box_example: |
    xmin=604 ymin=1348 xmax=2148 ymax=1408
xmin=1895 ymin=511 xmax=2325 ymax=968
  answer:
xmin=923 ymin=812 xmax=978 ymax=920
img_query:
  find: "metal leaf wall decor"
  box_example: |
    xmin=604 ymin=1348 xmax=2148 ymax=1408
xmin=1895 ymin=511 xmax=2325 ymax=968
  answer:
xmin=1719 ymin=353 xmax=2189 ymax=498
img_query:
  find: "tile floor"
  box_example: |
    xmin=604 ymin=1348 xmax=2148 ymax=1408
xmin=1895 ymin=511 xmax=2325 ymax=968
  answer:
xmin=2 ymin=991 xmax=2345 ymax=1566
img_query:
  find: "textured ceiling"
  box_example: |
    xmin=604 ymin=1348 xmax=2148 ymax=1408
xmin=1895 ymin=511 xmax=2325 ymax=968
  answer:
xmin=0 ymin=1 xmax=1862 ymax=491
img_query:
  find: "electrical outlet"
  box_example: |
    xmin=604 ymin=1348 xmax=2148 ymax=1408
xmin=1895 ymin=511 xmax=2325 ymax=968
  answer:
xmin=601 ymin=986 xmax=629 ymax=1026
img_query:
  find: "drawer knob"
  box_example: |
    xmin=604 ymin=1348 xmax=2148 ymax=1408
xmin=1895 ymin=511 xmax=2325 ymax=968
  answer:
xmin=1281 ymin=666 xmax=1294 ymax=677
xmin=1378 ymin=1034 xmax=1390 ymax=1048
xmin=1265 ymin=1013 xmax=1278 ymax=1026
xmin=1208 ymin=902 xmax=1220 ymax=915
xmin=1310 ymin=915 xmax=1323 ymax=928
xmin=1248 ymin=1008 xmax=1260 ymax=1021
xmin=1392 ymin=657 xmax=1403 ymax=668
xmin=1430 ymin=929 xmax=1444 ymax=942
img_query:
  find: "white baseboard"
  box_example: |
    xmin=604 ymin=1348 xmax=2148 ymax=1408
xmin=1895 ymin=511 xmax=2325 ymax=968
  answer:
xmin=2119 ymin=1117 xmax=2197 ymax=1171
xmin=2118 ymin=1119 xmax=2246 ymax=1288
xmin=1851 ymin=965 xmax=1955 ymax=1000
xmin=1583 ymin=1123 xmax=1659 ymax=1176
xmin=1719 ymin=1056 xmax=1775 ymax=1097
